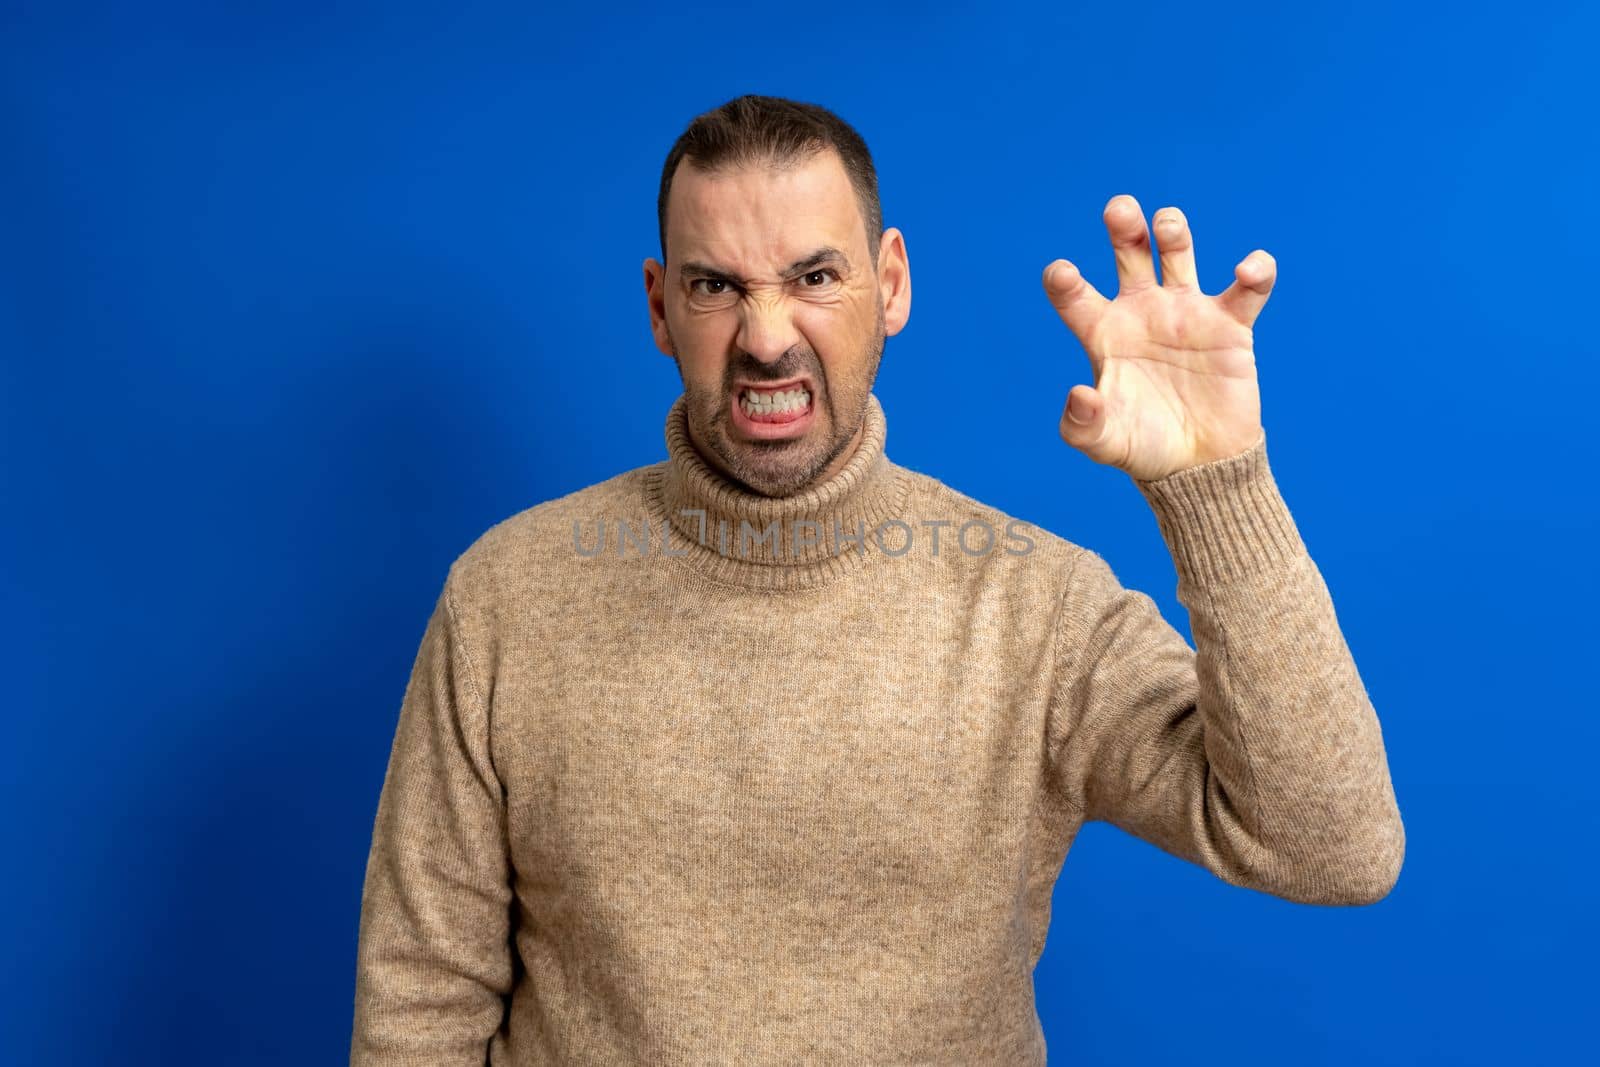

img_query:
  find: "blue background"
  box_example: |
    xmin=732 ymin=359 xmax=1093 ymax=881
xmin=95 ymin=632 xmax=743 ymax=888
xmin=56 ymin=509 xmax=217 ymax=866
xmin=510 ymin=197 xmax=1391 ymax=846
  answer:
xmin=4 ymin=2 xmax=1595 ymax=1063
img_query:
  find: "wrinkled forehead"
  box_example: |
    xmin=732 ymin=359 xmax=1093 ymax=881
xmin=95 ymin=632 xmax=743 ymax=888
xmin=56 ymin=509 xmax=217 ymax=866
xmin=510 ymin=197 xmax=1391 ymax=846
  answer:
xmin=666 ymin=155 xmax=865 ymax=273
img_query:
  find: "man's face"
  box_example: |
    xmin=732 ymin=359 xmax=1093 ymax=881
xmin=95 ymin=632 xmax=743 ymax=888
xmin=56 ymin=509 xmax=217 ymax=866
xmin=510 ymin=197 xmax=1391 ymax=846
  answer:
xmin=644 ymin=148 xmax=910 ymax=497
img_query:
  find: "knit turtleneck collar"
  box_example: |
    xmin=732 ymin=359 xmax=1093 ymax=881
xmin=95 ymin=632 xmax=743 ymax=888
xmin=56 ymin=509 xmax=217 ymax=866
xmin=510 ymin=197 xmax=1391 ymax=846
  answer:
xmin=649 ymin=390 xmax=910 ymax=590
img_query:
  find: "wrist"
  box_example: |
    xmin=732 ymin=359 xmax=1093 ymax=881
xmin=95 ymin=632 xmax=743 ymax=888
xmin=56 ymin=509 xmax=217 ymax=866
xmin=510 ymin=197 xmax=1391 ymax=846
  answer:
xmin=1132 ymin=431 xmax=1303 ymax=583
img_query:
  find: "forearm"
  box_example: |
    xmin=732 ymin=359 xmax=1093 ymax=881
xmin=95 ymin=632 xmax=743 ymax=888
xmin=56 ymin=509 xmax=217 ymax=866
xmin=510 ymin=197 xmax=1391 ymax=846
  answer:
xmin=1133 ymin=434 xmax=1405 ymax=903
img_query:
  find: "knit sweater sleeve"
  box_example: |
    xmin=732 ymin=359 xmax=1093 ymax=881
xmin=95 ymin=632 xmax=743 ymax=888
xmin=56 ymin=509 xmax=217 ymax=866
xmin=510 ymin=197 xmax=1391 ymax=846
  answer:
xmin=1046 ymin=432 xmax=1405 ymax=906
xmin=349 ymin=575 xmax=514 ymax=1064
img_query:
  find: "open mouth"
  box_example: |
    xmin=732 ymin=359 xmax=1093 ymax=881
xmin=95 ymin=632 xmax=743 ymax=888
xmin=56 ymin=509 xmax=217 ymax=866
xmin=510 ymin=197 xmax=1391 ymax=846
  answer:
xmin=729 ymin=381 xmax=815 ymax=439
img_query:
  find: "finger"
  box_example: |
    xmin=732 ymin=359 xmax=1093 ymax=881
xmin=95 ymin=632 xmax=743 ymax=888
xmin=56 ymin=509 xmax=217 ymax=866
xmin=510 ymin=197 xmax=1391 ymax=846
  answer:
xmin=1042 ymin=259 xmax=1110 ymax=366
xmin=1216 ymin=250 xmax=1277 ymax=327
xmin=1103 ymin=194 xmax=1157 ymax=293
xmin=1058 ymin=384 xmax=1112 ymax=457
xmin=1152 ymin=207 xmax=1199 ymax=291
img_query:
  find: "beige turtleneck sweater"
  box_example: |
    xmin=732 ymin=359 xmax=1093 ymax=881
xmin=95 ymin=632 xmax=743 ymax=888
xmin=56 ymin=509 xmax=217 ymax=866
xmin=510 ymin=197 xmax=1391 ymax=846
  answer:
xmin=349 ymin=391 xmax=1405 ymax=1065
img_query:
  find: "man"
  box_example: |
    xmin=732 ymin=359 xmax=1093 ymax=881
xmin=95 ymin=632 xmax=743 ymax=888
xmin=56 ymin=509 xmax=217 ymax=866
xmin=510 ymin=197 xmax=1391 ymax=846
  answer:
xmin=349 ymin=94 xmax=1404 ymax=1065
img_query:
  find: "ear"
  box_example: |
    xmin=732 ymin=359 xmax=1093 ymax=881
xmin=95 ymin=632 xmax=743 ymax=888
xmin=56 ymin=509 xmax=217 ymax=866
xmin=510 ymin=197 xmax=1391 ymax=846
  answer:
xmin=876 ymin=228 xmax=911 ymax=336
xmin=643 ymin=257 xmax=674 ymax=357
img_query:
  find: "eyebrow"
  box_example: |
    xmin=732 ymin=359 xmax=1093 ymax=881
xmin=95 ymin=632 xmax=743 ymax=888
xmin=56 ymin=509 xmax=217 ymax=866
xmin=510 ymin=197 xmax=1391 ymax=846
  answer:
xmin=678 ymin=246 xmax=851 ymax=285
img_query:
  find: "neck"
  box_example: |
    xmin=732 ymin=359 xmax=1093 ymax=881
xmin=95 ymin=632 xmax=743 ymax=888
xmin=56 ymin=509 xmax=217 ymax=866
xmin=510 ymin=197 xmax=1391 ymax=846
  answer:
xmin=686 ymin=417 xmax=870 ymax=499
xmin=649 ymin=390 xmax=908 ymax=591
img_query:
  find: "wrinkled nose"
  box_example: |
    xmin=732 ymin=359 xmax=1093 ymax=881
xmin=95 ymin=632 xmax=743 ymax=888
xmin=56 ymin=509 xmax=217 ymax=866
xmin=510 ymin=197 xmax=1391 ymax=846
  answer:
xmin=735 ymin=298 xmax=802 ymax=366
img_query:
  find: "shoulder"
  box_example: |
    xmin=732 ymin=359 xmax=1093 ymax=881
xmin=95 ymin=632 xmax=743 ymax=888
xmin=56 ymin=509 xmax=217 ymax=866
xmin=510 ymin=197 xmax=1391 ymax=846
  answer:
xmin=442 ymin=461 xmax=659 ymax=608
xmin=889 ymin=461 xmax=1088 ymax=588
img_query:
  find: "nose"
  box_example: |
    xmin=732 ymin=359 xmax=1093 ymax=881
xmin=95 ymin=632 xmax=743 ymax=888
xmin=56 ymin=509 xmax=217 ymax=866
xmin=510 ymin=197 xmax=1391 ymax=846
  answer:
xmin=734 ymin=295 xmax=802 ymax=365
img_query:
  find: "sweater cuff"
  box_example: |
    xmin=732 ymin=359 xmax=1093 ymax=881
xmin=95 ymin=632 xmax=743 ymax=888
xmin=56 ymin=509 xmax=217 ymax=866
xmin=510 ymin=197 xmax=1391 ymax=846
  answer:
xmin=1131 ymin=430 xmax=1305 ymax=584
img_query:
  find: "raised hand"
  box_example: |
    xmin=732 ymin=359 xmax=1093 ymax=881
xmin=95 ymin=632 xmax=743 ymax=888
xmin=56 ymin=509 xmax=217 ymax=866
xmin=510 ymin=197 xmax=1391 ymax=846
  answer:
xmin=1043 ymin=194 xmax=1273 ymax=481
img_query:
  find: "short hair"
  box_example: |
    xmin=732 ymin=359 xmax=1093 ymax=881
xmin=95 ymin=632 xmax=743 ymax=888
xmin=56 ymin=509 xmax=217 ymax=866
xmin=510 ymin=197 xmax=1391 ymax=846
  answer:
xmin=656 ymin=94 xmax=883 ymax=270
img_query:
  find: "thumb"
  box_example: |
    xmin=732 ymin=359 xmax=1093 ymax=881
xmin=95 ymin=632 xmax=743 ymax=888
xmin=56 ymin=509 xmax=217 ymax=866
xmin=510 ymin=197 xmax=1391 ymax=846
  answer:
xmin=1058 ymin=385 xmax=1110 ymax=455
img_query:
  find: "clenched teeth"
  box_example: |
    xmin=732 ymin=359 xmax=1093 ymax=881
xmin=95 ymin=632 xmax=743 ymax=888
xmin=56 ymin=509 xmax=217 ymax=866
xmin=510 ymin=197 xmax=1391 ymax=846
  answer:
xmin=740 ymin=387 xmax=811 ymax=415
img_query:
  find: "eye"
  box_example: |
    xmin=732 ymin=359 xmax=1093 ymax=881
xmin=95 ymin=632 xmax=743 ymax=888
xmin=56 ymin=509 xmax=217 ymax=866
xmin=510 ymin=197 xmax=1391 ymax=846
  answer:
xmin=690 ymin=278 xmax=733 ymax=296
xmin=800 ymin=269 xmax=840 ymax=287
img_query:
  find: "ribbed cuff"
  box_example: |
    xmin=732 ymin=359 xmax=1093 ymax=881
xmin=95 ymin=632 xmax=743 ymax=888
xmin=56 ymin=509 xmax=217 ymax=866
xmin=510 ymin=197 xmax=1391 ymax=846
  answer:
xmin=1131 ymin=430 xmax=1305 ymax=584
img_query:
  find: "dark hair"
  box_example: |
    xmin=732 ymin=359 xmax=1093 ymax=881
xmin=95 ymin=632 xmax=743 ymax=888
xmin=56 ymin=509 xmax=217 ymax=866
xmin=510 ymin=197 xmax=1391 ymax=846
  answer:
xmin=656 ymin=94 xmax=882 ymax=269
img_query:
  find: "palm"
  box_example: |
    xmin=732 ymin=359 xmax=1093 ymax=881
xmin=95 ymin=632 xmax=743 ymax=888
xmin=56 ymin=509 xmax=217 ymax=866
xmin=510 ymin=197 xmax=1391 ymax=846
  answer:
xmin=1044 ymin=195 xmax=1273 ymax=481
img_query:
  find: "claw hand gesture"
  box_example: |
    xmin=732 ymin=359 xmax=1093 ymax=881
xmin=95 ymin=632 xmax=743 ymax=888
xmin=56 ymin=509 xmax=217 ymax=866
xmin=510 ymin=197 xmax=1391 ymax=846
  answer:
xmin=1043 ymin=194 xmax=1273 ymax=481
